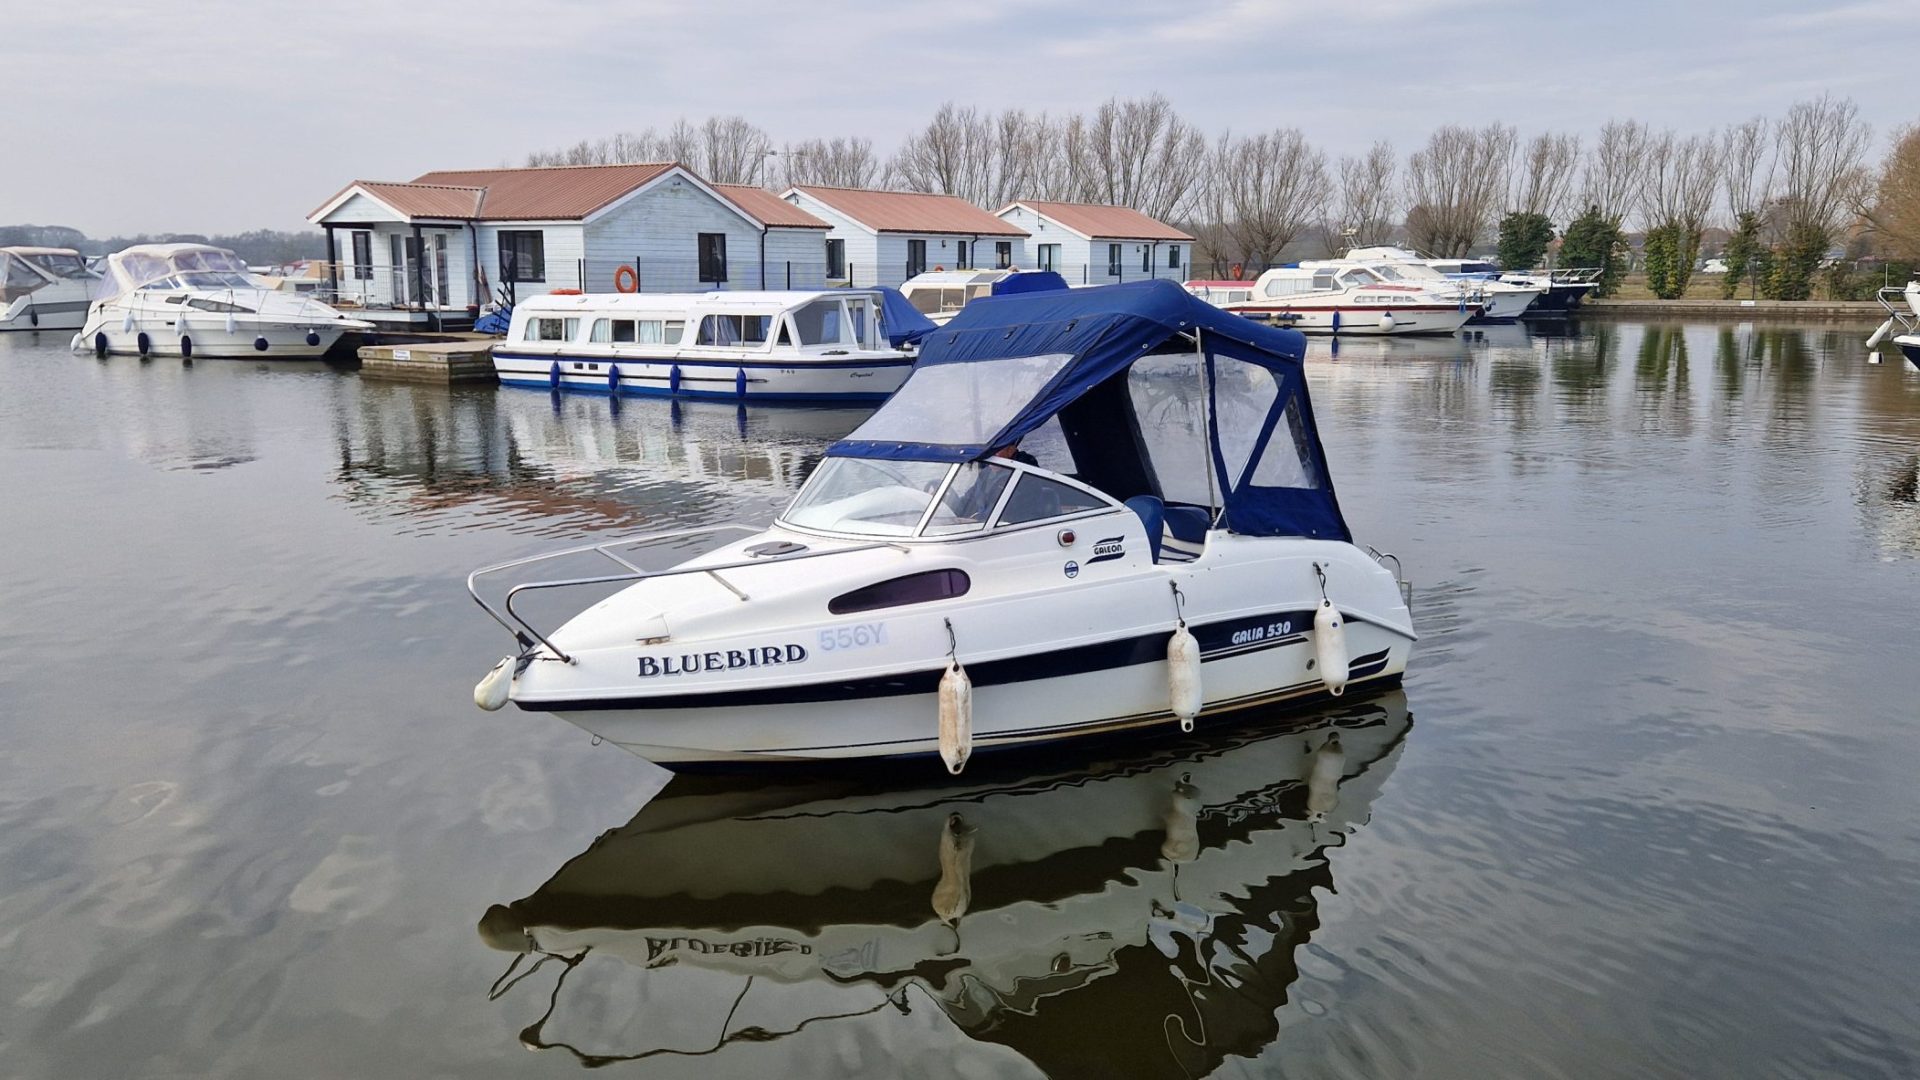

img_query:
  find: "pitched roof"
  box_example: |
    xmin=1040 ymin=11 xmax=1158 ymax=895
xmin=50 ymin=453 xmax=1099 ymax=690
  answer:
xmin=354 ymin=181 xmax=486 ymax=219
xmin=787 ymin=186 xmax=1027 ymax=236
xmin=411 ymin=163 xmax=676 ymax=220
xmin=1000 ymin=199 xmax=1195 ymax=242
xmin=713 ymin=184 xmax=830 ymax=229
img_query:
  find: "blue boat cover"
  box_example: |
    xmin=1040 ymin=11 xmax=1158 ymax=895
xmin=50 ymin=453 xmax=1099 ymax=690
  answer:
xmin=863 ymin=286 xmax=937 ymax=348
xmin=474 ymin=306 xmax=513 ymax=335
xmin=992 ymin=270 xmax=1069 ymax=296
xmin=829 ymin=279 xmax=1349 ymax=541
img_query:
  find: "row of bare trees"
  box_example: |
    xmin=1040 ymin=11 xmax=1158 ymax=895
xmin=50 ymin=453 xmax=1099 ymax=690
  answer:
xmin=523 ymin=94 xmax=1908 ymax=268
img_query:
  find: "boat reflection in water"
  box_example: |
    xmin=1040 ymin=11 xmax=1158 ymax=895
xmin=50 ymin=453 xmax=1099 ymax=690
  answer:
xmin=478 ymin=692 xmax=1411 ymax=1075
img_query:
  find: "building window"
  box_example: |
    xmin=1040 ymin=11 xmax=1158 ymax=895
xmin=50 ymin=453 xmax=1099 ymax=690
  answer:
xmin=955 ymin=240 xmax=971 ymax=270
xmin=350 ymin=231 xmax=372 ymax=280
xmin=1037 ymin=244 xmax=1059 ymax=272
xmin=698 ymin=233 xmax=728 ymax=283
xmin=825 ymin=238 xmax=845 ymax=280
xmin=906 ymin=239 xmax=927 ymax=277
xmin=996 ymin=241 xmax=1012 ymax=269
xmin=499 ymin=231 xmax=545 ymax=283
xmin=1107 ymin=243 xmax=1122 ymax=277
xmin=1142 ymin=245 xmax=1153 ymax=273
xmin=1169 ymin=245 xmax=1181 ymax=269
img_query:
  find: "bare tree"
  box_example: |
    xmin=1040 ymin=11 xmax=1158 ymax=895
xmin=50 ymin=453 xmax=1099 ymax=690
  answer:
xmin=1511 ymin=132 xmax=1581 ymax=221
xmin=1861 ymin=124 xmax=1920 ymax=260
xmin=523 ymin=118 xmax=772 ymax=181
xmin=885 ymin=102 xmax=996 ymax=203
xmin=1071 ymin=95 xmax=1209 ymax=220
xmin=1208 ymin=129 xmax=1328 ymax=266
xmin=1404 ymin=123 xmax=1515 ymax=255
xmin=1581 ymin=119 xmax=1653 ymax=225
xmin=1325 ymin=142 xmax=1398 ymax=252
xmin=1641 ymin=130 xmax=1723 ymax=294
xmin=778 ymin=137 xmax=879 ymax=189
xmin=1773 ymin=94 xmax=1872 ymax=243
xmin=694 ymin=116 xmax=774 ymax=184
xmin=1720 ymin=116 xmax=1774 ymax=223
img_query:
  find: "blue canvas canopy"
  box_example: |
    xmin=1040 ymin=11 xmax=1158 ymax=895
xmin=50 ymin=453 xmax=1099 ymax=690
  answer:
xmin=861 ymin=286 xmax=937 ymax=348
xmin=992 ymin=270 xmax=1069 ymax=296
xmin=828 ymin=279 xmax=1349 ymax=541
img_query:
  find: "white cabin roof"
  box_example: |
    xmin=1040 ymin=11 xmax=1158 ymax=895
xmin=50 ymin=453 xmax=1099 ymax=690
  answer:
xmin=901 ymin=269 xmax=1014 ymax=289
xmin=1 ymin=246 xmax=84 ymax=258
xmin=513 ymin=289 xmax=885 ymax=316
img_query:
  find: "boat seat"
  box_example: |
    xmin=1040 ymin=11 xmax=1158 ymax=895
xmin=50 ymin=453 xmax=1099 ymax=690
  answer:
xmin=1123 ymin=497 xmax=1208 ymax=564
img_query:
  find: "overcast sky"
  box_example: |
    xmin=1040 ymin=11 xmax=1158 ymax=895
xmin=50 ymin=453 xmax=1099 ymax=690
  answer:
xmin=1 ymin=0 xmax=1911 ymax=236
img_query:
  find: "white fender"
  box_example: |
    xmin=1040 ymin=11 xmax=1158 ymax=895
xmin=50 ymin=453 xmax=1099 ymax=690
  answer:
xmin=1866 ymin=317 xmax=1895 ymax=349
xmin=473 ymin=656 xmax=515 ymax=711
xmin=226 ymin=311 xmax=239 ymax=336
xmin=938 ymin=659 xmax=972 ymax=774
xmin=1379 ymin=311 xmax=1396 ymax=332
xmin=1306 ymin=732 xmax=1345 ymax=820
xmin=1168 ymin=623 xmax=1201 ymax=732
xmin=122 ymin=308 xmax=136 ymax=333
xmin=1314 ymin=599 xmax=1348 ymax=696
xmin=932 ymin=812 xmax=975 ymax=927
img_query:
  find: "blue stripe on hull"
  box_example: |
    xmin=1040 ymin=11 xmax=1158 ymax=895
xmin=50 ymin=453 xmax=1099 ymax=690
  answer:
xmin=496 ymin=376 xmax=893 ymax=403
xmin=1901 ymin=343 xmax=1920 ymax=371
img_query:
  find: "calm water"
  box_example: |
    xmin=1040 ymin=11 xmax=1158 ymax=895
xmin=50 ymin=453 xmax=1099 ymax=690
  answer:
xmin=2 ymin=320 xmax=1917 ymax=1078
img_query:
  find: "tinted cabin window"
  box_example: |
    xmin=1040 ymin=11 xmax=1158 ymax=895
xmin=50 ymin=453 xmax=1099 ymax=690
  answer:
xmin=997 ymin=476 xmax=1107 ymax=526
xmin=828 ymin=569 xmax=971 ymax=614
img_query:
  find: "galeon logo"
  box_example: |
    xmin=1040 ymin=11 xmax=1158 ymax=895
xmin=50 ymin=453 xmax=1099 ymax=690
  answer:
xmin=1088 ymin=535 xmax=1125 ymax=564
xmin=638 ymin=644 xmax=807 ymax=678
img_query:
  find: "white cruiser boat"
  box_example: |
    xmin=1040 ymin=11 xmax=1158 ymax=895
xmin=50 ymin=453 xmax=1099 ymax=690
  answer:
xmin=1337 ymin=247 xmax=1543 ymax=320
xmin=72 ymin=244 xmax=371 ymax=358
xmin=899 ymin=268 xmax=1069 ymax=325
xmin=1209 ymin=264 xmax=1477 ymax=335
xmin=1868 ymin=281 xmax=1920 ymax=370
xmin=468 ymin=280 xmax=1415 ymax=768
xmin=493 ymin=289 xmax=924 ymax=403
xmin=0 ymin=247 xmax=100 ymax=331
xmin=477 ymin=694 xmax=1410 ymax=1074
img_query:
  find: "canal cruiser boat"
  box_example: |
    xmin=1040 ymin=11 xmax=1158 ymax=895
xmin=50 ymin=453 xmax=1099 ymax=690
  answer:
xmin=0 ymin=247 xmax=100 ymax=332
xmin=1215 ymin=264 xmax=1477 ymax=335
xmin=467 ymin=279 xmax=1415 ymax=769
xmin=899 ymin=268 xmax=1069 ymax=325
xmin=477 ymin=693 xmax=1409 ymax=1074
xmin=71 ymin=243 xmax=372 ymax=358
xmin=492 ymin=289 xmax=928 ymax=403
xmin=1867 ymin=281 xmax=1920 ymax=370
xmin=1335 ymin=247 xmax=1544 ymax=320
xmin=1183 ymin=279 xmax=1257 ymax=307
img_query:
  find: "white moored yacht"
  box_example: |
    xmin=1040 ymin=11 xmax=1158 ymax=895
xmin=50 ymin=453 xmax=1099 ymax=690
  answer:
xmin=1337 ymin=247 xmax=1543 ymax=320
xmin=468 ymin=280 xmax=1415 ymax=769
xmin=1209 ymin=264 xmax=1476 ymax=335
xmin=72 ymin=243 xmax=371 ymax=358
xmin=493 ymin=289 xmax=927 ymax=403
xmin=1868 ymin=281 xmax=1920 ymax=370
xmin=0 ymin=247 xmax=101 ymax=331
xmin=899 ymin=268 xmax=1069 ymax=325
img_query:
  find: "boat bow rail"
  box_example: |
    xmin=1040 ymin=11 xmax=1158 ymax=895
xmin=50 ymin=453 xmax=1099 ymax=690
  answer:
xmin=467 ymin=525 xmax=907 ymax=663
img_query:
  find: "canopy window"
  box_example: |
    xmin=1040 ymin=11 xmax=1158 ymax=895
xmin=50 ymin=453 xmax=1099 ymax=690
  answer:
xmin=828 ymin=280 xmax=1349 ymax=541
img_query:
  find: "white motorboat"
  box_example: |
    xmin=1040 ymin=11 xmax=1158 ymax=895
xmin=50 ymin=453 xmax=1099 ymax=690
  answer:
xmin=1182 ymin=279 xmax=1257 ymax=307
xmin=899 ymin=268 xmax=1069 ymax=325
xmin=1211 ymin=264 xmax=1477 ymax=335
xmin=0 ymin=247 xmax=100 ymax=332
xmin=468 ymin=280 xmax=1415 ymax=769
xmin=477 ymin=693 xmax=1410 ymax=1073
xmin=493 ymin=289 xmax=925 ymax=403
xmin=1867 ymin=281 xmax=1920 ymax=370
xmin=71 ymin=243 xmax=371 ymax=358
xmin=1338 ymin=247 xmax=1544 ymax=320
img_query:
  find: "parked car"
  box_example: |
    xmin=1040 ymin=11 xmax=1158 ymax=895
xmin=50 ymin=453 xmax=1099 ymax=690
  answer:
xmin=1700 ymin=258 xmax=1730 ymax=274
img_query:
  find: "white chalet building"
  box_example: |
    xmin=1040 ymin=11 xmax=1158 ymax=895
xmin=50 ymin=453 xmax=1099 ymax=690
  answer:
xmin=995 ymin=200 xmax=1195 ymax=285
xmin=780 ymin=186 xmax=1029 ymax=288
xmin=307 ymin=163 xmax=832 ymax=317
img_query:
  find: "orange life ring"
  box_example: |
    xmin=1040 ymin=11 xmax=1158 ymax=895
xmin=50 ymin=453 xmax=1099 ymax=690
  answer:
xmin=1230 ymin=262 xmax=1245 ymax=281
xmin=612 ymin=265 xmax=639 ymax=293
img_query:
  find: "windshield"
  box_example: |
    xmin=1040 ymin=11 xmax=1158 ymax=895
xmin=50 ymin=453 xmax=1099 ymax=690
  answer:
xmin=22 ymin=253 xmax=93 ymax=279
xmin=782 ymin=458 xmax=955 ymax=536
xmin=843 ymin=352 xmax=1074 ymax=450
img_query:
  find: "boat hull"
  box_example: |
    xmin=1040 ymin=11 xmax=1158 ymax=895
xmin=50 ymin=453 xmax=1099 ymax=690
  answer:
xmin=1897 ymin=334 xmax=1920 ymax=371
xmin=493 ymin=350 xmax=914 ymax=402
xmin=0 ymin=297 xmax=90 ymax=332
xmin=73 ymin=320 xmax=353 ymax=358
xmin=522 ymin=612 xmax=1411 ymax=766
xmin=1226 ymin=303 xmax=1472 ymax=335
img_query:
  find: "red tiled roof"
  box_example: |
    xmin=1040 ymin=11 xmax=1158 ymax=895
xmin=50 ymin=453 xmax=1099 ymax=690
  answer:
xmin=787 ymin=186 xmax=1027 ymax=236
xmin=351 ymin=181 xmax=485 ymax=219
xmin=410 ymin=163 xmax=676 ymax=220
xmin=713 ymin=184 xmax=830 ymax=229
xmin=1001 ymin=199 xmax=1195 ymax=242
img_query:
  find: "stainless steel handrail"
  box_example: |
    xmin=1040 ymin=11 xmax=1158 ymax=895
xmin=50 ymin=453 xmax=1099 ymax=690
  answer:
xmin=468 ymin=524 xmax=906 ymax=663
xmin=1875 ymin=286 xmax=1920 ymax=334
